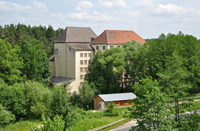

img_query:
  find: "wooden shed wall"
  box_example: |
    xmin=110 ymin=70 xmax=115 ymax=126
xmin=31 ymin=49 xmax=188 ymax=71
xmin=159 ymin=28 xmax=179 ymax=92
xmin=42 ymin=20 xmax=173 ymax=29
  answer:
xmin=94 ymin=96 xmax=134 ymax=110
xmin=94 ymin=96 xmax=105 ymax=110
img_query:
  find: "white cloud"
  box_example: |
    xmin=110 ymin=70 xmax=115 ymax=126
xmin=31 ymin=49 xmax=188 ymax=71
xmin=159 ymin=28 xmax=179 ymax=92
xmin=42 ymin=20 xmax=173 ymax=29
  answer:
xmin=0 ymin=1 xmax=31 ymax=12
xmin=137 ymin=0 xmax=154 ymax=7
xmin=68 ymin=11 xmax=112 ymax=22
xmin=31 ymin=1 xmax=48 ymax=12
xmin=0 ymin=1 xmax=48 ymax=13
xmin=76 ymin=1 xmax=93 ymax=12
xmin=155 ymin=3 xmax=199 ymax=15
xmin=98 ymin=0 xmax=126 ymax=8
xmin=0 ymin=1 xmax=49 ymax=26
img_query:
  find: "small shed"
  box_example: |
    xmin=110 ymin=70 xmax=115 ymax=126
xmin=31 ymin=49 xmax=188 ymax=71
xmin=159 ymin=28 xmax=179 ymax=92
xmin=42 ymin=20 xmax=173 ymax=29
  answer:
xmin=94 ymin=92 xmax=137 ymax=110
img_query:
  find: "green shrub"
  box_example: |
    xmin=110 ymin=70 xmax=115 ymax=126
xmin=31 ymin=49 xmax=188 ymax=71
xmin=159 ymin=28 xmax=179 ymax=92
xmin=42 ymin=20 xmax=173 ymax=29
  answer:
xmin=23 ymin=81 xmax=52 ymax=119
xmin=29 ymin=115 xmax=64 ymax=131
xmin=0 ymin=83 xmax=26 ymax=120
xmin=103 ymin=102 xmax=118 ymax=116
xmin=0 ymin=104 xmax=15 ymax=125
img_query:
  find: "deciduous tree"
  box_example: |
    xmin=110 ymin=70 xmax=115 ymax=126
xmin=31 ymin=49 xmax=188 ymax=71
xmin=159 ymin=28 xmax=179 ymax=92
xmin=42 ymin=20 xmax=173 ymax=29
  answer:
xmin=0 ymin=39 xmax=23 ymax=84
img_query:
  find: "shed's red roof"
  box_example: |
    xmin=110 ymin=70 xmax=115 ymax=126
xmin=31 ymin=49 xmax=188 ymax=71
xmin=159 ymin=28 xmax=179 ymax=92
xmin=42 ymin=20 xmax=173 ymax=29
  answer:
xmin=91 ymin=30 xmax=146 ymax=45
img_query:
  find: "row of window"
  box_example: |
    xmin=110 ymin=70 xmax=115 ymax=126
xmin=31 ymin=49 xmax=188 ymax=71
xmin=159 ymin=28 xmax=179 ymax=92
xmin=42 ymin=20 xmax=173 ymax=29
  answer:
xmin=80 ymin=60 xmax=91 ymax=65
xmin=80 ymin=67 xmax=88 ymax=72
xmin=80 ymin=74 xmax=87 ymax=79
xmin=105 ymin=102 xmax=128 ymax=106
xmin=96 ymin=46 xmax=105 ymax=50
xmin=96 ymin=45 xmax=121 ymax=50
xmin=80 ymin=53 xmax=91 ymax=58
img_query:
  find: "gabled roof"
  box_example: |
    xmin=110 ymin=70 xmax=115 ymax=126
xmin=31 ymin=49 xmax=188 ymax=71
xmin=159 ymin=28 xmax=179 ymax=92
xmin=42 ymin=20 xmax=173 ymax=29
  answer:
xmin=91 ymin=30 xmax=146 ymax=45
xmin=97 ymin=92 xmax=137 ymax=102
xmin=69 ymin=44 xmax=93 ymax=51
xmin=54 ymin=27 xmax=97 ymax=43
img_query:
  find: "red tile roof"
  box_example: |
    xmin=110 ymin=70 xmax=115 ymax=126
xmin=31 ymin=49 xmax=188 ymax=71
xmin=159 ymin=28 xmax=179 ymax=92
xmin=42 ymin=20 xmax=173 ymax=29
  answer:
xmin=91 ymin=30 xmax=146 ymax=45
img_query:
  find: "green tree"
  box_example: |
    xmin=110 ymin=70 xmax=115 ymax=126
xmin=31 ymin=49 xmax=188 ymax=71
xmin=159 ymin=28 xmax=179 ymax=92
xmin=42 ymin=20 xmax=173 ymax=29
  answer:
xmin=50 ymin=86 xmax=77 ymax=130
xmin=0 ymin=25 xmax=3 ymax=38
xmin=79 ymin=81 xmax=95 ymax=109
xmin=19 ymin=39 xmax=50 ymax=81
xmin=50 ymin=86 xmax=69 ymax=117
xmin=46 ymin=25 xmax=55 ymax=43
xmin=123 ymin=41 xmax=149 ymax=90
xmin=178 ymin=111 xmax=200 ymax=130
xmin=16 ymin=24 xmax=31 ymax=43
xmin=29 ymin=115 xmax=65 ymax=131
xmin=103 ymin=102 xmax=118 ymax=116
xmin=22 ymin=81 xmax=52 ymax=119
xmin=3 ymin=24 xmax=16 ymax=45
xmin=0 ymin=104 xmax=15 ymax=125
xmin=130 ymin=77 xmax=174 ymax=131
xmin=87 ymin=48 xmax=125 ymax=93
xmin=0 ymin=84 xmax=26 ymax=120
xmin=0 ymin=39 xmax=23 ymax=84
xmin=148 ymin=32 xmax=200 ymax=92
xmin=158 ymin=52 xmax=191 ymax=122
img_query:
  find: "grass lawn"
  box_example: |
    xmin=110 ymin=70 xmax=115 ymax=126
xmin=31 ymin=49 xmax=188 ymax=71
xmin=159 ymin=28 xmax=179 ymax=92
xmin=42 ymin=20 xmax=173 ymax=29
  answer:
xmin=0 ymin=107 xmax=130 ymax=131
xmin=66 ymin=107 xmax=129 ymax=131
xmin=0 ymin=120 xmax=42 ymax=131
xmin=99 ymin=118 xmax=132 ymax=131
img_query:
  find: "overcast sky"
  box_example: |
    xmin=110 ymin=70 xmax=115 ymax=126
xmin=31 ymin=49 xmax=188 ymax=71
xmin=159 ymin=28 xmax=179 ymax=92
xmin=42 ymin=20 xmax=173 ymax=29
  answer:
xmin=0 ymin=0 xmax=200 ymax=39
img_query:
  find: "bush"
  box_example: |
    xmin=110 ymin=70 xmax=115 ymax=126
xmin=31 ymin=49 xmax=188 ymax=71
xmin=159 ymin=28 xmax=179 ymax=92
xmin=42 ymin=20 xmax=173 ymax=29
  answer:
xmin=103 ymin=102 xmax=118 ymax=116
xmin=29 ymin=115 xmax=65 ymax=131
xmin=0 ymin=104 xmax=15 ymax=125
xmin=0 ymin=81 xmax=52 ymax=120
xmin=23 ymin=81 xmax=52 ymax=119
xmin=0 ymin=83 xmax=26 ymax=120
xmin=177 ymin=111 xmax=200 ymax=130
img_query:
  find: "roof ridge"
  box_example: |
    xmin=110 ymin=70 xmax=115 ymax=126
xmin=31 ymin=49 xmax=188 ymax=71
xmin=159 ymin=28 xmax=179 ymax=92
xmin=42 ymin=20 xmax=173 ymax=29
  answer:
xmin=99 ymin=92 xmax=133 ymax=96
xmin=105 ymin=29 xmax=133 ymax=32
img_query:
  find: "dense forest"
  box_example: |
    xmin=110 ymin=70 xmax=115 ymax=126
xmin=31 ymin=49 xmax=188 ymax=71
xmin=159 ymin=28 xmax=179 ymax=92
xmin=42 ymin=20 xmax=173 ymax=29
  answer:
xmin=0 ymin=23 xmax=200 ymax=130
xmin=0 ymin=23 xmax=63 ymax=57
xmin=0 ymin=24 xmax=63 ymax=84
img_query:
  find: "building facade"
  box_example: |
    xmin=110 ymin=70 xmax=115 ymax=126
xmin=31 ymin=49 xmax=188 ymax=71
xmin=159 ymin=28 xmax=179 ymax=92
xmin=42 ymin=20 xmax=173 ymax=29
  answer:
xmin=49 ymin=27 xmax=97 ymax=94
xmin=94 ymin=93 xmax=137 ymax=110
xmin=91 ymin=30 xmax=146 ymax=53
xmin=50 ymin=27 xmax=146 ymax=94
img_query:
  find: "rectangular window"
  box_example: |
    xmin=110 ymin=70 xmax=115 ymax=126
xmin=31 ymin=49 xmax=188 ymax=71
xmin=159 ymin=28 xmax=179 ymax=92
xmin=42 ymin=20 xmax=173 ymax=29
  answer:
xmin=80 ymin=67 xmax=83 ymax=72
xmin=84 ymin=53 xmax=87 ymax=57
xmin=84 ymin=60 xmax=87 ymax=65
xmin=80 ymin=60 xmax=83 ymax=65
xmin=84 ymin=67 xmax=88 ymax=72
xmin=103 ymin=46 xmax=105 ymax=50
xmin=80 ymin=53 xmax=83 ymax=57
xmin=110 ymin=46 xmax=113 ymax=48
xmin=124 ymin=102 xmax=127 ymax=105
xmin=80 ymin=75 xmax=84 ymax=79
xmin=116 ymin=103 xmax=120 ymax=105
xmin=117 ymin=46 xmax=120 ymax=48
xmin=80 ymin=82 xmax=83 ymax=86
xmin=88 ymin=53 xmax=91 ymax=58
xmin=96 ymin=46 xmax=99 ymax=50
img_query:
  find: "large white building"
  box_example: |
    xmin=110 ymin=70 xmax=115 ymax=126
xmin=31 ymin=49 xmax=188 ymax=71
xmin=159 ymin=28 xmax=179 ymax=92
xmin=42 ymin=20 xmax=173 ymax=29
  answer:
xmin=49 ymin=27 xmax=145 ymax=94
xmin=49 ymin=27 xmax=97 ymax=94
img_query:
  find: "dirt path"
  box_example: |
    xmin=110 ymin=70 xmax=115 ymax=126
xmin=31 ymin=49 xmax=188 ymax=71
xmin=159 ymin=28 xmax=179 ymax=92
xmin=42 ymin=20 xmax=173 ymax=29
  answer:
xmin=109 ymin=119 xmax=137 ymax=131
